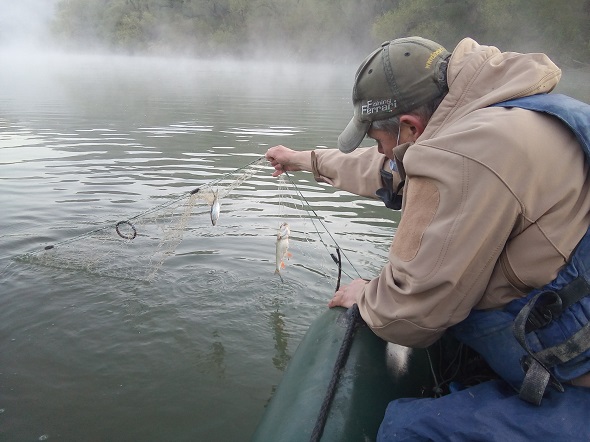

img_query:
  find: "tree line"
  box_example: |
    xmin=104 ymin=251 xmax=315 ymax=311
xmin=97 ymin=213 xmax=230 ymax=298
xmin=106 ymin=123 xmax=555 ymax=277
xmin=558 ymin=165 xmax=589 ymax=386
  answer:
xmin=52 ymin=0 xmax=590 ymax=66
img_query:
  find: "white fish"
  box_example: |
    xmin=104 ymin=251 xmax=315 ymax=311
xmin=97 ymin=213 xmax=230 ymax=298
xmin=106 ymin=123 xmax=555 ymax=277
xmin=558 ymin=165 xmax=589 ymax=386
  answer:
xmin=192 ymin=186 xmax=221 ymax=226
xmin=275 ymin=222 xmax=291 ymax=282
xmin=210 ymin=192 xmax=220 ymax=226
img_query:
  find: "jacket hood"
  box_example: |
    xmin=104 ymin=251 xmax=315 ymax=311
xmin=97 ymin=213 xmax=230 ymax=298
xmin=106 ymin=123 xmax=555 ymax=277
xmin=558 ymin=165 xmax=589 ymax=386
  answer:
xmin=422 ymin=38 xmax=562 ymax=139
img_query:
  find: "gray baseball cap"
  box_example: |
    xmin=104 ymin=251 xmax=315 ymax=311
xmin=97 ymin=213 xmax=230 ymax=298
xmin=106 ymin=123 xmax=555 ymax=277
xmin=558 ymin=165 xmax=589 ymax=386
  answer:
xmin=338 ymin=37 xmax=450 ymax=153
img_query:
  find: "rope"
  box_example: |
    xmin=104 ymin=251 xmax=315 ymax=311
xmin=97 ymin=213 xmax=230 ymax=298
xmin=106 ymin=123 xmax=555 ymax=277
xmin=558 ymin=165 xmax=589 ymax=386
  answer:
xmin=310 ymin=304 xmax=364 ymax=442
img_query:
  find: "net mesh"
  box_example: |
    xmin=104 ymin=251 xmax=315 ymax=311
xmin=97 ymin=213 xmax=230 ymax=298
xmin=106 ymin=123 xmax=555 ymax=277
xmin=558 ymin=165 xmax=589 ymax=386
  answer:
xmin=15 ymin=157 xmax=356 ymax=284
xmin=17 ymin=158 xmax=267 ymax=281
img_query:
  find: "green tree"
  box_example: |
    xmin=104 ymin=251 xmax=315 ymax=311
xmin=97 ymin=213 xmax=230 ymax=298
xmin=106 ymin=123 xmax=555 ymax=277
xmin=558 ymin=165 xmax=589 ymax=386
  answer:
xmin=51 ymin=0 xmax=590 ymax=64
xmin=372 ymin=0 xmax=590 ymax=66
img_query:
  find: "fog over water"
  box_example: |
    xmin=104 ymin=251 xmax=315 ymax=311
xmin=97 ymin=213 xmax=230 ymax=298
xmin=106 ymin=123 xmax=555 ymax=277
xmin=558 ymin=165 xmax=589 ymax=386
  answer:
xmin=0 ymin=0 xmax=58 ymax=51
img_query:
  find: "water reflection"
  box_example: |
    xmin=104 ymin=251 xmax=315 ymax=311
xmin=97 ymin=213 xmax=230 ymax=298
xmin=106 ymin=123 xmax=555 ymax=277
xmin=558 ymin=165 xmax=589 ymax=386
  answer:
xmin=208 ymin=330 xmax=226 ymax=379
xmin=269 ymin=298 xmax=291 ymax=371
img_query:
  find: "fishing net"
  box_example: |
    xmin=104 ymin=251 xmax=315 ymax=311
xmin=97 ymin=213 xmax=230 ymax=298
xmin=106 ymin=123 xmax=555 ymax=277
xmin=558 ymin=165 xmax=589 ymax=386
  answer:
xmin=15 ymin=156 xmax=360 ymax=284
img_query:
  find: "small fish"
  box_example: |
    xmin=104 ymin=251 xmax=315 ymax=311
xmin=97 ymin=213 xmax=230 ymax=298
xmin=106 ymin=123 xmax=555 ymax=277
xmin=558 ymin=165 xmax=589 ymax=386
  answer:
xmin=275 ymin=222 xmax=292 ymax=282
xmin=210 ymin=192 xmax=220 ymax=226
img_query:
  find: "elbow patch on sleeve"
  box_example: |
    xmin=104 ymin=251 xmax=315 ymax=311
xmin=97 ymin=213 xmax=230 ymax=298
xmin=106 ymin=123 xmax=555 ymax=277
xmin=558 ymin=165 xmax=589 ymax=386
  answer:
xmin=392 ymin=178 xmax=440 ymax=262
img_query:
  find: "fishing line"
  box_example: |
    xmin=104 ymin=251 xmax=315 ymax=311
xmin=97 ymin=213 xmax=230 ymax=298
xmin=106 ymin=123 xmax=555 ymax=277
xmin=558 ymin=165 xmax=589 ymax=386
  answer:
xmin=277 ymin=173 xmax=288 ymax=220
xmin=275 ymin=172 xmax=349 ymax=290
xmin=283 ymin=171 xmax=363 ymax=281
xmin=275 ymin=172 xmax=338 ymax=288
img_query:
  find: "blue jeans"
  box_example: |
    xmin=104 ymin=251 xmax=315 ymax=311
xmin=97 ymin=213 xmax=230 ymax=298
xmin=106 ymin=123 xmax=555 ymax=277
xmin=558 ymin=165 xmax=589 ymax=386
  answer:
xmin=377 ymin=380 xmax=590 ymax=441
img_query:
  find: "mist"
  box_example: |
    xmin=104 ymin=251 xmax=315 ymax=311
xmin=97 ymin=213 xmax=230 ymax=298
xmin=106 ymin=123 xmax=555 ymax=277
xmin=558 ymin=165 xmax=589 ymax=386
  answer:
xmin=2 ymin=1 xmax=589 ymax=70
xmin=0 ymin=0 xmax=59 ymax=53
xmin=0 ymin=0 xmax=588 ymax=106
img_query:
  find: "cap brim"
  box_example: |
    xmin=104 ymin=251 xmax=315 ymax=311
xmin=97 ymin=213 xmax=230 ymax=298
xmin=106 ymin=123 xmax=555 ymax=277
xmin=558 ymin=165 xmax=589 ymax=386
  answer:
xmin=337 ymin=116 xmax=371 ymax=154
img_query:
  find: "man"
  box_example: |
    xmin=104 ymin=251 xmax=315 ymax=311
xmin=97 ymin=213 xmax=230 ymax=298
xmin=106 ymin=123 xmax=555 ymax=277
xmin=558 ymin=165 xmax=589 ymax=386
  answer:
xmin=266 ymin=37 xmax=590 ymax=440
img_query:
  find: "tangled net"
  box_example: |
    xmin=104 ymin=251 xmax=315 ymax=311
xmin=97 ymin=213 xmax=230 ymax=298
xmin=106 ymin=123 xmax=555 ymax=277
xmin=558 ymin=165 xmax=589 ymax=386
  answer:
xmin=16 ymin=156 xmax=360 ymax=284
xmin=16 ymin=157 xmax=269 ymax=282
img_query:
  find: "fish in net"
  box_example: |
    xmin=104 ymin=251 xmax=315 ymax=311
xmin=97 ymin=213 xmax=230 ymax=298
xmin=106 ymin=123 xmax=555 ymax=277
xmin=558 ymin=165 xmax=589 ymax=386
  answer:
xmin=15 ymin=156 xmax=361 ymax=285
xmin=16 ymin=157 xmax=269 ymax=282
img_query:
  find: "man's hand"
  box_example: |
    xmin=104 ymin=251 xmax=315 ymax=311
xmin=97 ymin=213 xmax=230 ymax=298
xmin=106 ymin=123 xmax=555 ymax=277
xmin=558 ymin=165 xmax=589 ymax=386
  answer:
xmin=265 ymin=145 xmax=311 ymax=177
xmin=328 ymin=278 xmax=368 ymax=309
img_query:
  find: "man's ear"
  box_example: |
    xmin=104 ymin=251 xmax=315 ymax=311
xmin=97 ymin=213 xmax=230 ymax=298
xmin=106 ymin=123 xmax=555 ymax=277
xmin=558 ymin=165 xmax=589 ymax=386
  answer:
xmin=399 ymin=114 xmax=426 ymax=141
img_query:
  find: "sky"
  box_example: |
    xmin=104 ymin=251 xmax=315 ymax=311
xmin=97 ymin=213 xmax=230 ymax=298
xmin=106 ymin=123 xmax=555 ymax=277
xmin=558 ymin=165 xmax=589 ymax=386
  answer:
xmin=0 ymin=0 xmax=58 ymax=50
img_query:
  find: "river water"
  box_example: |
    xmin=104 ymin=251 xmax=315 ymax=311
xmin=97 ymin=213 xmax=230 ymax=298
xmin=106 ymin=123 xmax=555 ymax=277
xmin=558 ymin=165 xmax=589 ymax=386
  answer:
xmin=1 ymin=51 xmax=588 ymax=441
xmin=0 ymin=51 xmax=398 ymax=441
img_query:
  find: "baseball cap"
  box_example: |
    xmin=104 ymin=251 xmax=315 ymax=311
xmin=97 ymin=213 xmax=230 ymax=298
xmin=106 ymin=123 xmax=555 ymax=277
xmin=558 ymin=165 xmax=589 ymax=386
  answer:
xmin=338 ymin=37 xmax=450 ymax=153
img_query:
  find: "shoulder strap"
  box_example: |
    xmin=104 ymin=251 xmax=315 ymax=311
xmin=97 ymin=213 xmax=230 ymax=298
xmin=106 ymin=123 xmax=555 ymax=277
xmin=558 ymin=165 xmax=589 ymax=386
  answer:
xmin=494 ymin=94 xmax=590 ymax=405
xmin=492 ymin=94 xmax=590 ymax=159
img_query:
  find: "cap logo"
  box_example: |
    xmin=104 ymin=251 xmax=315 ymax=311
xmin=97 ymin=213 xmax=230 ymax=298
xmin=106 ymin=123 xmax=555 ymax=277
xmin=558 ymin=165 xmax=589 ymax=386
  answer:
xmin=425 ymin=47 xmax=444 ymax=69
xmin=361 ymin=98 xmax=397 ymax=115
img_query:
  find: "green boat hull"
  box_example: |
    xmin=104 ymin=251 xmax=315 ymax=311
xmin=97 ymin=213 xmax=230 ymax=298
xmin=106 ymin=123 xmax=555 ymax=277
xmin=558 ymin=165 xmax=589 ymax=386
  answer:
xmin=251 ymin=307 xmax=435 ymax=441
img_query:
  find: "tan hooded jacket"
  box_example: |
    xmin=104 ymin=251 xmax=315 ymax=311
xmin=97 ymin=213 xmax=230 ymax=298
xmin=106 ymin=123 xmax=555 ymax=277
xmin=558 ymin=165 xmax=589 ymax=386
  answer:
xmin=312 ymin=38 xmax=590 ymax=347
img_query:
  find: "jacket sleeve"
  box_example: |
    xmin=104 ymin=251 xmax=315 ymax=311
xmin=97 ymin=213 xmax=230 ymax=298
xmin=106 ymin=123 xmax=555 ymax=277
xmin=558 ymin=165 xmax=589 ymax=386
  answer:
xmin=358 ymin=144 xmax=522 ymax=347
xmin=312 ymin=147 xmax=398 ymax=199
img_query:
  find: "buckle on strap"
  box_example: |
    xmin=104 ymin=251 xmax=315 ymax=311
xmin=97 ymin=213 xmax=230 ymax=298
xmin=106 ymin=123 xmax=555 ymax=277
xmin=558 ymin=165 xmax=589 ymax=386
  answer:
xmin=513 ymin=291 xmax=564 ymax=405
xmin=513 ymin=286 xmax=590 ymax=405
xmin=524 ymin=290 xmax=562 ymax=333
xmin=523 ymin=276 xmax=590 ymax=333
